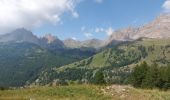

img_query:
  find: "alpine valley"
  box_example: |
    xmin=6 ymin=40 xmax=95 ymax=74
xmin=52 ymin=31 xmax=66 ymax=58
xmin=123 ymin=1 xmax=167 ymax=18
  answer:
xmin=1 ymin=14 xmax=170 ymax=87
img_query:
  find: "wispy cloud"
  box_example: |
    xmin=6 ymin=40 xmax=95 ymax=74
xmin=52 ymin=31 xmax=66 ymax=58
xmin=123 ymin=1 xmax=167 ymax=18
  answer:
xmin=0 ymin=0 xmax=79 ymax=33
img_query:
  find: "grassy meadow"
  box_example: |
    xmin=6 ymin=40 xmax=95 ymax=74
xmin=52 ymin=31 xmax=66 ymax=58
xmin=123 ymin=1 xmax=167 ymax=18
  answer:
xmin=0 ymin=85 xmax=170 ymax=100
xmin=0 ymin=85 xmax=111 ymax=100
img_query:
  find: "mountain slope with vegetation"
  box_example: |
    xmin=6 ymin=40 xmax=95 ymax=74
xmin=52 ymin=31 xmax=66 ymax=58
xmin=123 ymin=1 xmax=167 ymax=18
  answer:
xmin=0 ymin=29 xmax=97 ymax=87
xmin=0 ymin=42 xmax=88 ymax=87
xmin=36 ymin=38 xmax=170 ymax=85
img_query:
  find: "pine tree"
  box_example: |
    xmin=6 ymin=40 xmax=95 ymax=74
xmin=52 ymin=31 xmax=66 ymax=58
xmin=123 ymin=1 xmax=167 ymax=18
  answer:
xmin=163 ymin=65 xmax=170 ymax=89
xmin=93 ymin=70 xmax=105 ymax=85
xmin=130 ymin=61 xmax=148 ymax=88
xmin=142 ymin=64 xmax=160 ymax=88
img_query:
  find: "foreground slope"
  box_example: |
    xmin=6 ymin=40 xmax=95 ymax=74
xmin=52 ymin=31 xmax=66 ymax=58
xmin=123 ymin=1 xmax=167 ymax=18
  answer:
xmin=0 ymin=85 xmax=170 ymax=100
xmin=0 ymin=85 xmax=111 ymax=100
xmin=36 ymin=38 xmax=170 ymax=84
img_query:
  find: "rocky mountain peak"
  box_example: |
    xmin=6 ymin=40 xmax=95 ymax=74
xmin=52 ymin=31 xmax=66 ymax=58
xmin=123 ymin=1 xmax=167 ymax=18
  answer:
xmin=0 ymin=28 xmax=39 ymax=44
xmin=106 ymin=14 xmax=170 ymax=45
xmin=43 ymin=34 xmax=57 ymax=43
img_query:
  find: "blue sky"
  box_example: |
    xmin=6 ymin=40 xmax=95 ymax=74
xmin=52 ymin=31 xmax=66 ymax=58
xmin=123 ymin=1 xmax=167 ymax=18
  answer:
xmin=0 ymin=0 xmax=168 ymax=40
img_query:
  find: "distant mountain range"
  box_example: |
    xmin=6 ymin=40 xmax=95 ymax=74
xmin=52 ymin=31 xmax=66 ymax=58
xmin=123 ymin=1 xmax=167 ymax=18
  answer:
xmin=0 ymin=28 xmax=103 ymax=49
xmin=1 ymin=14 xmax=170 ymax=49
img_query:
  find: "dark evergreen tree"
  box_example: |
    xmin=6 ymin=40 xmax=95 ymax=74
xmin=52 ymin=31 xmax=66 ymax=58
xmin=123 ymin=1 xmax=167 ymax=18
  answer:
xmin=163 ymin=65 xmax=170 ymax=89
xmin=93 ymin=70 xmax=105 ymax=85
xmin=142 ymin=64 xmax=160 ymax=88
xmin=130 ymin=61 xmax=148 ymax=88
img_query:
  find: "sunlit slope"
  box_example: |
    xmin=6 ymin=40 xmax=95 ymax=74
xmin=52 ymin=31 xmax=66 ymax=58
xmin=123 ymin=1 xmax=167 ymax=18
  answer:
xmin=59 ymin=38 xmax=170 ymax=69
xmin=36 ymin=38 xmax=170 ymax=85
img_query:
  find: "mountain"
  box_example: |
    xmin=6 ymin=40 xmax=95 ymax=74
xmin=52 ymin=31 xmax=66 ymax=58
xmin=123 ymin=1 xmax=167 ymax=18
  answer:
xmin=39 ymin=34 xmax=65 ymax=49
xmin=0 ymin=42 xmax=86 ymax=87
xmin=0 ymin=30 xmax=97 ymax=87
xmin=64 ymin=38 xmax=103 ymax=49
xmin=0 ymin=28 xmax=102 ymax=50
xmin=0 ymin=28 xmax=39 ymax=44
xmin=63 ymin=38 xmax=81 ymax=48
xmin=81 ymin=39 xmax=103 ymax=49
xmin=0 ymin=29 xmax=65 ymax=49
xmin=1 ymin=14 xmax=170 ymax=50
xmin=35 ymin=38 xmax=170 ymax=85
xmin=106 ymin=14 xmax=170 ymax=44
xmin=64 ymin=14 xmax=170 ymax=48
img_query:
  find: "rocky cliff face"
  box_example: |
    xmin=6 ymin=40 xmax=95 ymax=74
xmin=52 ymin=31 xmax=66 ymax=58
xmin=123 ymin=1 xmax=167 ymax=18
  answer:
xmin=106 ymin=14 xmax=170 ymax=45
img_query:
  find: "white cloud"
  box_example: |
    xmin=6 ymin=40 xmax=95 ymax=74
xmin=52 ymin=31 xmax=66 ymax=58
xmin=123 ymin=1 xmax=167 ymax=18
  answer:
xmin=81 ymin=26 xmax=93 ymax=38
xmin=84 ymin=32 xmax=93 ymax=38
xmin=82 ymin=26 xmax=114 ymax=37
xmin=95 ymin=27 xmax=104 ymax=33
xmin=163 ymin=0 xmax=170 ymax=12
xmin=95 ymin=0 xmax=103 ymax=4
xmin=71 ymin=37 xmax=77 ymax=40
xmin=105 ymin=27 xmax=114 ymax=36
xmin=0 ymin=0 xmax=79 ymax=33
xmin=72 ymin=11 xmax=79 ymax=18
xmin=95 ymin=27 xmax=114 ymax=36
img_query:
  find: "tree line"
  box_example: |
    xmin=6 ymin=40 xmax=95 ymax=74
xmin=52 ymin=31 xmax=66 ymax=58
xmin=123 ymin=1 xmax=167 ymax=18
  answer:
xmin=130 ymin=62 xmax=170 ymax=90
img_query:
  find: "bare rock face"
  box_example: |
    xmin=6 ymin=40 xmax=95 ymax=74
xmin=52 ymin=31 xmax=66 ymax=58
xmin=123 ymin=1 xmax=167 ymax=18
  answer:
xmin=106 ymin=14 xmax=170 ymax=45
xmin=134 ymin=14 xmax=170 ymax=39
